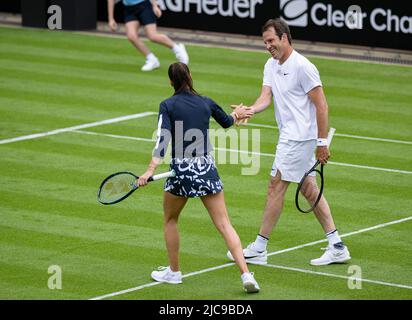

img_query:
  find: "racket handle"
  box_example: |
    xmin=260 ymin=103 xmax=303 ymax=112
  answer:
xmin=151 ymin=170 xmax=176 ymax=181
xmin=327 ymin=127 xmax=336 ymax=147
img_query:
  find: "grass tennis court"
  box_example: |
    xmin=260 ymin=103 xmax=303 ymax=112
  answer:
xmin=0 ymin=25 xmax=411 ymax=300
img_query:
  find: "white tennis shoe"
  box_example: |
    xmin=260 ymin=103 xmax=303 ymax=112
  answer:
xmin=310 ymin=242 xmax=351 ymax=266
xmin=241 ymin=272 xmax=260 ymax=293
xmin=141 ymin=57 xmax=160 ymax=71
xmin=175 ymin=43 xmax=189 ymax=65
xmin=227 ymin=242 xmax=268 ymax=265
xmin=151 ymin=266 xmax=182 ymax=284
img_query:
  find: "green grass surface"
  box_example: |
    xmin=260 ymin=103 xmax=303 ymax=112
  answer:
xmin=0 ymin=26 xmax=411 ymax=300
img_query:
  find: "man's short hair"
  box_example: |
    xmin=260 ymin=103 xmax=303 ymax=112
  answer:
xmin=262 ymin=18 xmax=292 ymax=44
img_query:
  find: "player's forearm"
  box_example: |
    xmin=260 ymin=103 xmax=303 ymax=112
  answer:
xmin=250 ymin=96 xmax=271 ymax=113
xmin=250 ymin=86 xmax=272 ymax=113
xmin=308 ymin=86 xmax=329 ymax=139
xmin=316 ymin=102 xmax=329 ymax=139
xmin=150 ymin=0 xmax=158 ymax=7
xmin=107 ymin=0 xmax=115 ymax=20
xmin=147 ymin=157 xmax=161 ymax=174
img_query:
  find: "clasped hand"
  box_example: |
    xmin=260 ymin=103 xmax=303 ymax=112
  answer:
xmin=230 ymin=103 xmax=254 ymax=126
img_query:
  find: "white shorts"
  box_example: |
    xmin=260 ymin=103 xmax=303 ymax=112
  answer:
xmin=271 ymin=139 xmax=317 ymax=183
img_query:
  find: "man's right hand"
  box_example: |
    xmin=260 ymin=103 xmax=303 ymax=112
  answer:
xmin=108 ymin=19 xmax=118 ymax=31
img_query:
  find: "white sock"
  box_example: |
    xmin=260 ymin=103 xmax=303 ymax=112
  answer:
xmin=171 ymin=44 xmax=180 ymax=54
xmin=146 ymin=53 xmax=157 ymax=61
xmin=253 ymin=234 xmax=269 ymax=252
xmin=326 ymin=229 xmax=342 ymax=246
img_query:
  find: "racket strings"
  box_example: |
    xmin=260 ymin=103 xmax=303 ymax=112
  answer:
xmin=99 ymin=174 xmax=136 ymax=204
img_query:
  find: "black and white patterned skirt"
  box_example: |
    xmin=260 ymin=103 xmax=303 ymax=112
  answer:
xmin=164 ymin=155 xmax=223 ymax=198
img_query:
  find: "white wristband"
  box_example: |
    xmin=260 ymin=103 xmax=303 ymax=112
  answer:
xmin=317 ymin=138 xmax=328 ymax=147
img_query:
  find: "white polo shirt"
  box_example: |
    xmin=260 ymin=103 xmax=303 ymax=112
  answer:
xmin=263 ymin=50 xmax=322 ymax=141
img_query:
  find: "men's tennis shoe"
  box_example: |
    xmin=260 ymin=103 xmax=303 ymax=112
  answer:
xmin=151 ymin=266 xmax=182 ymax=284
xmin=141 ymin=57 xmax=160 ymax=71
xmin=310 ymin=242 xmax=351 ymax=266
xmin=175 ymin=44 xmax=189 ymax=65
xmin=241 ymin=272 xmax=260 ymax=293
xmin=227 ymin=243 xmax=268 ymax=265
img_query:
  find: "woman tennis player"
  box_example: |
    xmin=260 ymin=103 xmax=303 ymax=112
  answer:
xmin=137 ymin=62 xmax=260 ymax=293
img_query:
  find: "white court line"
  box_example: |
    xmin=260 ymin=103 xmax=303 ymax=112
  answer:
xmin=88 ymin=263 xmax=236 ymax=301
xmin=328 ymin=161 xmax=412 ymax=175
xmin=246 ymin=123 xmax=412 ymax=145
xmin=89 ymin=215 xmax=412 ymax=300
xmin=263 ymin=264 xmax=412 ymax=290
xmin=71 ymin=130 xmax=155 ymax=143
xmin=267 ymin=216 xmax=412 ymax=257
xmin=73 ymin=130 xmax=412 ymax=175
xmin=0 ymin=112 xmax=157 ymax=145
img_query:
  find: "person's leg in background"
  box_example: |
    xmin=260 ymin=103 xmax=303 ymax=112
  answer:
xmin=125 ymin=20 xmax=160 ymax=71
xmin=144 ymin=23 xmax=189 ymax=65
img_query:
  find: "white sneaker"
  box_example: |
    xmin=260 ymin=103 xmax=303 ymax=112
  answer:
xmin=310 ymin=242 xmax=351 ymax=266
xmin=241 ymin=272 xmax=260 ymax=293
xmin=175 ymin=43 xmax=189 ymax=65
xmin=151 ymin=266 xmax=182 ymax=284
xmin=141 ymin=58 xmax=160 ymax=72
xmin=227 ymin=242 xmax=267 ymax=265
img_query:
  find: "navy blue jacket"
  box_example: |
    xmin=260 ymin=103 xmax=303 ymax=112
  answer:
xmin=153 ymin=91 xmax=234 ymax=158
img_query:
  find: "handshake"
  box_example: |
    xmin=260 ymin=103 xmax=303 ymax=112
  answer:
xmin=230 ymin=103 xmax=255 ymax=126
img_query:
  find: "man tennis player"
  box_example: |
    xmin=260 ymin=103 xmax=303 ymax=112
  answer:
xmin=228 ymin=18 xmax=351 ymax=266
xmin=107 ymin=0 xmax=189 ymax=71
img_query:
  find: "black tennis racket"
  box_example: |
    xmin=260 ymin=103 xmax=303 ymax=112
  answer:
xmin=295 ymin=128 xmax=335 ymax=213
xmin=97 ymin=170 xmax=175 ymax=205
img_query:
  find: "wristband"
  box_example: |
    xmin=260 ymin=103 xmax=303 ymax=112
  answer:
xmin=317 ymin=138 xmax=328 ymax=147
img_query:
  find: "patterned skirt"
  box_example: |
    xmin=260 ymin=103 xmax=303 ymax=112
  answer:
xmin=164 ymin=155 xmax=223 ymax=198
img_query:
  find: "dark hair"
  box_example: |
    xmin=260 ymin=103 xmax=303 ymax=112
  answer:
xmin=168 ymin=62 xmax=199 ymax=95
xmin=262 ymin=18 xmax=292 ymax=45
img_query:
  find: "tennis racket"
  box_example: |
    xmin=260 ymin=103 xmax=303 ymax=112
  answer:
xmin=97 ymin=170 xmax=176 ymax=205
xmin=295 ymin=128 xmax=336 ymax=213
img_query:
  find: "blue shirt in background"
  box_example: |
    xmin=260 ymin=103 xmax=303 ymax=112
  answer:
xmin=122 ymin=0 xmax=145 ymax=7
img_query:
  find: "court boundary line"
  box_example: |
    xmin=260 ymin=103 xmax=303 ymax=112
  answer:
xmin=72 ymin=130 xmax=412 ymax=175
xmin=0 ymin=112 xmax=157 ymax=145
xmin=89 ymin=215 xmax=412 ymax=300
xmin=263 ymin=264 xmax=412 ymax=290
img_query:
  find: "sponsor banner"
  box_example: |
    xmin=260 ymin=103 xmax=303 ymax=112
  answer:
xmin=280 ymin=0 xmax=411 ymax=50
xmin=156 ymin=0 xmax=273 ymax=36
xmin=155 ymin=0 xmax=411 ymax=50
xmin=3 ymin=0 xmax=411 ymax=49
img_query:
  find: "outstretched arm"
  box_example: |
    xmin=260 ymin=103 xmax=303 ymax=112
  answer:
xmin=231 ymin=86 xmax=272 ymax=117
xmin=249 ymin=85 xmax=273 ymax=114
